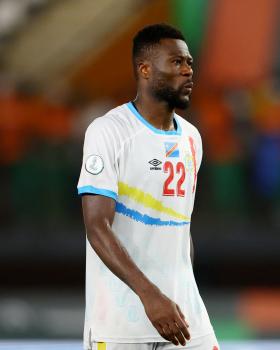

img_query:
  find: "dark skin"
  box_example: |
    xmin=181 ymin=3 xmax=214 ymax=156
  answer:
xmin=134 ymin=38 xmax=193 ymax=130
xmin=82 ymin=39 xmax=194 ymax=346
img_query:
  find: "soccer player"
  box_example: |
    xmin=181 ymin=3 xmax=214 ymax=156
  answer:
xmin=77 ymin=24 xmax=219 ymax=350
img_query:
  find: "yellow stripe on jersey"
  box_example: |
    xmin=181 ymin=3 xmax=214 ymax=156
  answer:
xmin=118 ymin=182 xmax=190 ymax=221
xmin=97 ymin=342 xmax=106 ymax=350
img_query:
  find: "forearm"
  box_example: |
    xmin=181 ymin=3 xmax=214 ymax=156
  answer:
xmin=86 ymin=222 xmax=159 ymax=300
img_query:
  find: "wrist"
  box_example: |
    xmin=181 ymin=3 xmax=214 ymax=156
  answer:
xmin=135 ymin=279 xmax=160 ymax=302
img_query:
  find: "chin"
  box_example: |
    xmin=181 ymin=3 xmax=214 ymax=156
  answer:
xmin=175 ymin=97 xmax=190 ymax=109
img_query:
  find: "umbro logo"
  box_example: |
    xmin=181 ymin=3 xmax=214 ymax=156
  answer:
xmin=149 ymin=159 xmax=162 ymax=166
xmin=149 ymin=159 xmax=162 ymax=170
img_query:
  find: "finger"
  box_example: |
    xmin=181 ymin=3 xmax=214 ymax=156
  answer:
xmin=175 ymin=318 xmax=191 ymax=341
xmin=155 ymin=323 xmax=172 ymax=343
xmin=176 ymin=305 xmax=188 ymax=325
xmin=176 ymin=305 xmax=190 ymax=330
xmin=158 ymin=330 xmax=171 ymax=342
xmin=169 ymin=322 xmax=186 ymax=346
xmin=162 ymin=324 xmax=179 ymax=346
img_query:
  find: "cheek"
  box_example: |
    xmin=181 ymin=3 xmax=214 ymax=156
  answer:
xmin=151 ymin=64 xmax=174 ymax=80
xmin=150 ymin=66 xmax=179 ymax=89
xmin=150 ymin=72 xmax=168 ymax=88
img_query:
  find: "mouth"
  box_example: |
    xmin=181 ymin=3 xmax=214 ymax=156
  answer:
xmin=182 ymin=81 xmax=193 ymax=95
xmin=184 ymin=81 xmax=193 ymax=88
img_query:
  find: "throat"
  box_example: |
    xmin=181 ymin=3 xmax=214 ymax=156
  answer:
xmin=132 ymin=101 xmax=177 ymax=132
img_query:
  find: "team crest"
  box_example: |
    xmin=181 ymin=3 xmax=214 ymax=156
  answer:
xmin=85 ymin=155 xmax=104 ymax=175
xmin=164 ymin=142 xmax=179 ymax=157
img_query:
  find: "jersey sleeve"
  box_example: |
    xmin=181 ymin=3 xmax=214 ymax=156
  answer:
xmin=77 ymin=118 xmax=118 ymax=200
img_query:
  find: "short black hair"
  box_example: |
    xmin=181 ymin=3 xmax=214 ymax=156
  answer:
xmin=132 ymin=23 xmax=186 ymax=71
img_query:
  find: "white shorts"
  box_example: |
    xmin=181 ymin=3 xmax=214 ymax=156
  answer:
xmin=90 ymin=333 xmax=219 ymax=350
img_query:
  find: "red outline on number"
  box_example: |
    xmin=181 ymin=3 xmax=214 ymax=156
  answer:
xmin=163 ymin=161 xmax=175 ymax=196
xmin=176 ymin=162 xmax=185 ymax=197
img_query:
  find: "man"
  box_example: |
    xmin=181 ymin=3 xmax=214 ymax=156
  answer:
xmin=78 ymin=23 xmax=219 ymax=350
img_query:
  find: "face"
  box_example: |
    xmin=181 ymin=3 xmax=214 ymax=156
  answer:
xmin=143 ymin=39 xmax=193 ymax=109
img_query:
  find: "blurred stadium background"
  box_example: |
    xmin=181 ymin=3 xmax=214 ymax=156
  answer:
xmin=0 ymin=0 xmax=279 ymax=349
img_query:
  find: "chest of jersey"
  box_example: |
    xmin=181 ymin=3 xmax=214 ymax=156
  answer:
xmin=117 ymin=131 xmax=197 ymax=219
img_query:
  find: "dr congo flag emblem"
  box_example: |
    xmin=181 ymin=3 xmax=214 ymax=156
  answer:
xmin=164 ymin=142 xmax=179 ymax=158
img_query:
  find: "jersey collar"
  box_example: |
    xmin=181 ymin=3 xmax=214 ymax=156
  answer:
xmin=126 ymin=102 xmax=182 ymax=136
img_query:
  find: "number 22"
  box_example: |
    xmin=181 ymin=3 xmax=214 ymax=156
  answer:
xmin=163 ymin=161 xmax=185 ymax=197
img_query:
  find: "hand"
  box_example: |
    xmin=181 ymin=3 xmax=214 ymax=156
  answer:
xmin=140 ymin=288 xmax=190 ymax=346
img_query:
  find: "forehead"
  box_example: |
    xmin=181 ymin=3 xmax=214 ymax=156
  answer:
xmin=156 ymin=38 xmax=191 ymax=58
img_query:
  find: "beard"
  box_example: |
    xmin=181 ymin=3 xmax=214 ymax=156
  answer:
xmin=149 ymin=77 xmax=190 ymax=110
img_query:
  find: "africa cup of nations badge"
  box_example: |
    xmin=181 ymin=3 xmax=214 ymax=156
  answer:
xmin=85 ymin=155 xmax=104 ymax=175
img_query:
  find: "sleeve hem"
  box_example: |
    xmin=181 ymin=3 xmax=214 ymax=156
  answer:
xmin=77 ymin=186 xmax=117 ymax=200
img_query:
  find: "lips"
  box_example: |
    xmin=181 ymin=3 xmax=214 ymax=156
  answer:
xmin=182 ymin=81 xmax=193 ymax=95
xmin=183 ymin=81 xmax=193 ymax=89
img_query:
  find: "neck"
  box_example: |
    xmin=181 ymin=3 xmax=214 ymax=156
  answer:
xmin=133 ymin=91 xmax=175 ymax=131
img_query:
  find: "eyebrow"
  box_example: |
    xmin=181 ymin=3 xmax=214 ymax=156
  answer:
xmin=169 ymin=54 xmax=193 ymax=61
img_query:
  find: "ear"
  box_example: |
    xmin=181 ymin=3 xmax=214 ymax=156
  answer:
xmin=138 ymin=61 xmax=150 ymax=79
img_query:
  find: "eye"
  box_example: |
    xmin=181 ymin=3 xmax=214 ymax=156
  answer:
xmin=187 ymin=57 xmax=194 ymax=66
xmin=173 ymin=58 xmax=182 ymax=65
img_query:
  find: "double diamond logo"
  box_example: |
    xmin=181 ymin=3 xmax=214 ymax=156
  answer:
xmin=149 ymin=159 xmax=162 ymax=167
xmin=148 ymin=159 xmax=162 ymax=170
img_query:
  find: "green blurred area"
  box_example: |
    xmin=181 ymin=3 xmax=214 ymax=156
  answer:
xmin=171 ymin=0 xmax=210 ymax=58
xmin=213 ymin=319 xmax=255 ymax=340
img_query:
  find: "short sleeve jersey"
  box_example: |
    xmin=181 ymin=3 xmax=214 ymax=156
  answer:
xmin=78 ymin=102 xmax=214 ymax=347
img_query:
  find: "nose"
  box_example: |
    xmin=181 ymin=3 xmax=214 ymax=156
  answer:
xmin=181 ymin=63 xmax=193 ymax=77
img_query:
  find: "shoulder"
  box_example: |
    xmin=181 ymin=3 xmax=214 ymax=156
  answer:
xmin=86 ymin=103 xmax=136 ymax=137
xmin=84 ymin=104 xmax=140 ymax=155
xmin=177 ymin=114 xmax=203 ymax=168
xmin=176 ymin=114 xmax=202 ymax=143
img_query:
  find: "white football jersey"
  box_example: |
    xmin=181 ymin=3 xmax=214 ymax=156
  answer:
xmin=77 ymin=102 xmax=214 ymax=348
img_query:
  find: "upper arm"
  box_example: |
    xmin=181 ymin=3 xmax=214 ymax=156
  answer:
xmin=77 ymin=118 xmax=119 ymax=236
xmin=82 ymin=194 xmax=116 ymax=234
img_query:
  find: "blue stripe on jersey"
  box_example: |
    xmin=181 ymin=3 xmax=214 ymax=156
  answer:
xmin=77 ymin=186 xmax=117 ymax=200
xmin=126 ymin=102 xmax=182 ymax=136
xmin=116 ymin=201 xmax=190 ymax=226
